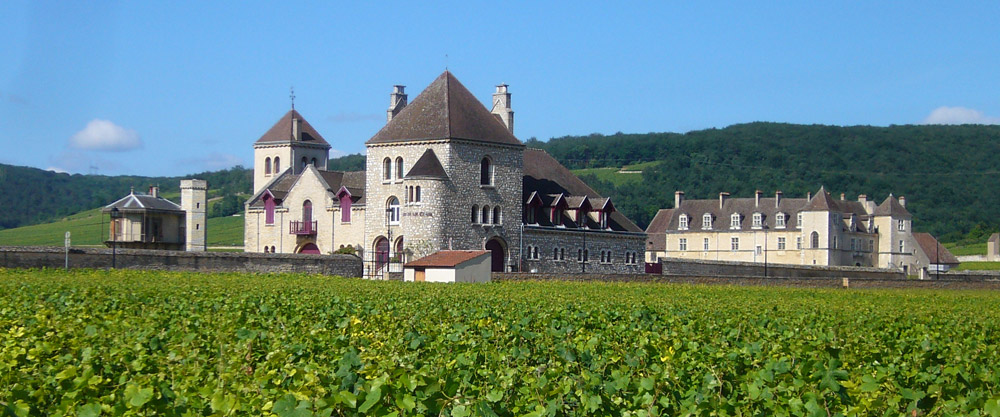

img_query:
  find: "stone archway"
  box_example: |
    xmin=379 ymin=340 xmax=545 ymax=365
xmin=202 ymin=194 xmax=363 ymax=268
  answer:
xmin=298 ymin=243 xmax=320 ymax=254
xmin=485 ymin=238 xmax=506 ymax=272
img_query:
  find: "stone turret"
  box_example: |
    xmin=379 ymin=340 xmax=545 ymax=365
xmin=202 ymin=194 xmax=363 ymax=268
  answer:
xmin=181 ymin=179 xmax=207 ymax=252
xmin=387 ymin=85 xmax=407 ymax=123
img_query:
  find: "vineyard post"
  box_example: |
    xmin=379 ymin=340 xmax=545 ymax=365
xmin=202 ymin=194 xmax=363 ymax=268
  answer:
xmin=64 ymin=231 xmax=70 ymax=270
xmin=110 ymin=207 xmax=121 ymax=269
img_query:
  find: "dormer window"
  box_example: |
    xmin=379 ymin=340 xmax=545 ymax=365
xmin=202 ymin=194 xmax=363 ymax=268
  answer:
xmin=599 ymin=211 xmax=608 ymax=229
xmin=577 ymin=209 xmax=588 ymax=228
xmin=775 ymin=213 xmax=786 ymax=228
xmin=730 ymin=213 xmax=741 ymax=229
xmin=702 ymin=213 xmax=713 ymax=230
xmin=752 ymin=213 xmax=763 ymax=229
xmin=526 ymin=205 xmax=535 ymax=224
xmin=552 ymin=207 xmax=562 ymax=226
xmin=678 ymin=214 xmax=688 ymax=230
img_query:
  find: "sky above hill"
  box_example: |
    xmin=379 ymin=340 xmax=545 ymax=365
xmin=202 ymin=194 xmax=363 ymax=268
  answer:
xmin=2 ymin=1 xmax=999 ymax=176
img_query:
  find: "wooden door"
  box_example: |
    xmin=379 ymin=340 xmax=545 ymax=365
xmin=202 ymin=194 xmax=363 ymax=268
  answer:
xmin=415 ymin=268 xmax=425 ymax=282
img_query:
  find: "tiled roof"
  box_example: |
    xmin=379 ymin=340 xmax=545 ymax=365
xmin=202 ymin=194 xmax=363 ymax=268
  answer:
xmin=367 ymin=71 xmax=522 ymax=146
xmin=103 ymin=192 xmax=183 ymax=213
xmin=801 ymin=186 xmax=838 ymax=211
xmin=645 ymin=209 xmax=674 ymax=251
xmin=404 ymin=250 xmax=490 ymax=268
xmin=405 ymin=149 xmax=449 ymax=180
xmin=522 ymin=148 xmax=642 ymax=233
xmin=248 ymin=167 xmax=366 ymax=208
xmin=874 ymin=194 xmax=912 ymax=218
xmin=255 ymin=109 xmax=330 ymax=146
xmin=913 ymin=233 xmax=959 ymax=265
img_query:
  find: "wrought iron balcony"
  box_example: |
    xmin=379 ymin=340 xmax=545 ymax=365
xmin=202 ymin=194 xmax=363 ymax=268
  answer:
xmin=289 ymin=220 xmax=318 ymax=235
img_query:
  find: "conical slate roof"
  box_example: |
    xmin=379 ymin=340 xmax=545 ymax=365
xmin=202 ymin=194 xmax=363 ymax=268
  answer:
xmin=405 ymin=149 xmax=449 ymax=180
xmin=874 ymin=194 xmax=911 ymax=218
xmin=255 ymin=109 xmax=329 ymax=146
xmin=367 ymin=71 xmax=522 ymax=146
xmin=802 ymin=186 xmax=838 ymax=211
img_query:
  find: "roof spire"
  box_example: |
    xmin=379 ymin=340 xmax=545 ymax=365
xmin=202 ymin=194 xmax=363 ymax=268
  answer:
xmin=289 ymin=86 xmax=296 ymax=110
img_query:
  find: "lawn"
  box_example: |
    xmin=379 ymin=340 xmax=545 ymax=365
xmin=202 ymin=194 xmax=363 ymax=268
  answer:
xmin=943 ymin=242 xmax=986 ymax=257
xmin=955 ymin=261 xmax=1000 ymax=271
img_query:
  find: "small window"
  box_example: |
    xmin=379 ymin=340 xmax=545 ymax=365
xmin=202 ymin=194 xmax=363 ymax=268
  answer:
xmin=395 ymin=157 xmax=404 ymax=180
xmin=778 ymin=237 xmax=786 ymax=250
xmin=897 ymin=220 xmax=905 ymax=231
xmin=480 ymin=157 xmax=493 ymax=186
xmin=560 ymin=248 xmax=565 ymax=260
xmin=776 ymin=213 xmax=786 ymax=228
xmin=311 ymin=158 xmax=317 ymax=166
xmin=755 ymin=246 xmax=762 ymax=255
xmin=583 ymin=249 xmax=589 ymax=262
xmin=301 ymin=157 xmax=308 ymax=169
xmin=797 ymin=213 xmax=803 ymax=228
xmin=265 ymin=157 xmax=272 ymax=175
xmin=730 ymin=213 xmax=741 ymax=229
xmin=415 ymin=186 xmax=421 ymax=202
xmin=196 ymin=224 xmax=200 ymax=230
xmin=526 ymin=206 xmax=536 ymax=224
xmin=832 ymin=236 xmax=838 ymax=249
xmin=553 ymin=247 xmax=559 ymax=260
xmin=851 ymin=238 xmax=856 ymax=251
xmin=703 ymin=238 xmax=710 ymax=251
xmin=471 ymin=205 xmax=479 ymax=224
xmin=493 ymin=206 xmax=502 ymax=225
xmin=552 ymin=208 xmax=562 ymax=226
xmin=702 ymin=213 xmax=712 ymax=230
xmin=383 ymin=158 xmax=392 ymax=181
xmin=752 ymin=213 xmax=762 ymax=229
xmin=811 ymin=231 xmax=820 ymax=248
xmin=387 ymin=197 xmax=400 ymax=225
xmin=678 ymin=214 xmax=688 ymax=230
xmin=899 ymin=240 xmax=904 ymax=253
xmin=577 ymin=249 xmax=583 ymax=262
xmin=270 ymin=245 xmax=276 ymax=253
xmin=679 ymin=238 xmax=687 ymax=251
xmin=532 ymin=246 xmax=539 ymax=260
xmin=482 ymin=206 xmax=491 ymax=225
xmin=273 ymin=157 xmax=280 ymax=173
xmin=196 ymin=203 xmax=200 ymax=209
xmin=797 ymin=236 xmax=803 ymax=250
xmin=599 ymin=211 xmax=608 ymax=229
xmin=731 ymin=237 xmax=739 ymax=251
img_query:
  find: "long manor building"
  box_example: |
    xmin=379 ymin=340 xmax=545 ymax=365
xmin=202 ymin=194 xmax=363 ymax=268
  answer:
xmin=245 ymin=71 xmax=646 ymax=275
xmin=645 ymin=188 xmax=931 ymax=274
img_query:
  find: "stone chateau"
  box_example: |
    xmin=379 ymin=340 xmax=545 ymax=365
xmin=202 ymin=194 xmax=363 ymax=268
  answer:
xmin=645 ymin=188 xmax=955 ymax=275
xmin=244 ymin=71 xmax=646 ymax=275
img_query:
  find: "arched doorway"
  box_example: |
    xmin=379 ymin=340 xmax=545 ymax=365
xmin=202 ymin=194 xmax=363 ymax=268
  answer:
xmin=373 ymin=237 xmax=389 ymax=269
xmin=299 ymin=243 xmax=320 ymax=254
xmin=485 ymin=238 xmax=506 ymax=272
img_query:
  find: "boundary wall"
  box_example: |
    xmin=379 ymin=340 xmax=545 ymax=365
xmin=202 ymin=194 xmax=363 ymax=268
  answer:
xmin=494 ymin=273 xmax=1000 ymax=290
xmin=659 ymin=258 xmax=904 ymax=280
xmin=0 ymin=246 xmax=362 ymax=277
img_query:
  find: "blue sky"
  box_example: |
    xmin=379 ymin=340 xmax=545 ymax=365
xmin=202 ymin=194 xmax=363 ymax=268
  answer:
xmin=2 ymin=1 xmax=998 ymax=176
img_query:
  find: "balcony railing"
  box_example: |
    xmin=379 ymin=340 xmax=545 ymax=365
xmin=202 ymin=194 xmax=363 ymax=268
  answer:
xmin=289 ymin=220 xmax=318 ymax=235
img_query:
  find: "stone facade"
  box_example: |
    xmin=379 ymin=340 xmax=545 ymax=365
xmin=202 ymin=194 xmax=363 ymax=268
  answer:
xmin=521 ymin=227 xmax=645 ymax=274
xmin=180 ymin=179 xmax=207 ymax=252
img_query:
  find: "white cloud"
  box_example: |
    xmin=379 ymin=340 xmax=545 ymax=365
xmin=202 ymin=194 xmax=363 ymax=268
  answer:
xmin=179 ymin=152 xmax=245 ymax=172
xmin=922 ymin=106 xmax=1000 ymax=125
xmin=69 ymin=119 xmax=142 ymax=151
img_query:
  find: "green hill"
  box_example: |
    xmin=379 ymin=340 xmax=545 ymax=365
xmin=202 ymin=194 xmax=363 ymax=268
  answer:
xmin=536 ymin=122 xmax=1000 ymax=240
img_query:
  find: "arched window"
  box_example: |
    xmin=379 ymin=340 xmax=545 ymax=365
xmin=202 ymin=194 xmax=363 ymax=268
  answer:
xmin=394 ymin=237 xmax=404 ymax=261
xmin=471 ymin=205 xmax=479 ymax=223
xmin=301 ymin=157 xmax=308 ymax=170
xmin=310 ymin=157 xmax=317 ymax=166
xmin=264 ymin=157 xmax=272 ymax=175
xmin=263 ymin=194 xmax=275 ymax=225
xmin=387 ymin=197 xmax=400 ymax=225
xmin=273 ymin=157 xmax=280 ymax=173
xmin=481 ymin=205 xmax=490 ymax=225
xmin=271 ymin=246 xmax=276 ymax=253
xmin=493 ymin=206 xmax=501 ymax=225
xmin=302 ymin=200 xmax=312 ymax=226
xmin=264 ymin=246 xmax=269 ymax=253
xmin=811 ymin=231 xmax=820 ymax=248
xmin=414 ymin=186 xmax=421 ymax=202
xmin=395 ymin=157 xmax=403 ymax=180
xmin=383 ymin=158 xmax=392 ymax=181
xmin=480 ymin=157 xmax=493 ymax=186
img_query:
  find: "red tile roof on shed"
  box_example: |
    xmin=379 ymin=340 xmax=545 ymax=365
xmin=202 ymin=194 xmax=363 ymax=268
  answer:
xmin=404 ymin=250 xmax=490 ymax=268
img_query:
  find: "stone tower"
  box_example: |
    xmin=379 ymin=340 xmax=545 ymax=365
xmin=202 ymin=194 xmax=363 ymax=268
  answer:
xmin=181 ymin=179 xmax=208 ymax=252
xmin=253 ymin=109 xmax=331 ymax=194
xmin=873 ymin=194 xmax=914 ymax=272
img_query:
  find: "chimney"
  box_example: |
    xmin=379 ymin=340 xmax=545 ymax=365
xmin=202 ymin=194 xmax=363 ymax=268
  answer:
xmin=858 ymin=194 xmax=867 ymax=203
xmin=719 ymin=192 xmax=730 ymax=209
xmin=840 ymin=193 xmax=845 ymax=201
xmin=755 ymin=190 xmax=763 ymax=207
xmin=291 ymin=116 xmax=302 ymax=141
xmin=775 ymin=191 xmax=783 ymax=208
xmin=899 ymin=196 xmax=906 ymax=207
xmin=807 ymin=191 xmax=812 ymax=200
xmin=149 ymin=186 xmax=159 ymax=198
xmin=491 ymin=84 xmax=514 ymax=133
xmin=387 ymin=85 xmax=407 ymax=123
xmin=674 ymin=191 xmax=684 ymax=208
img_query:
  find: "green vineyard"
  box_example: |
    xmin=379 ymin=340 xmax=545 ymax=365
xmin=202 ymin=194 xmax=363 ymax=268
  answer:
xmin=2 ymin=269 xmax=1000 ymax=416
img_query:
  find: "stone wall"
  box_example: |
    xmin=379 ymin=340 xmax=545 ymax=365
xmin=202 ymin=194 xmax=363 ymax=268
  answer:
xmin=659 ymin=257 xmax=904 ymax=280
xmin=494 ymin=272 xmax=1000 ymax=290
xmin=0 ymin=246 xmax=362 ymax=277
xmin=521 ymin=227 xmax=644 ymax=274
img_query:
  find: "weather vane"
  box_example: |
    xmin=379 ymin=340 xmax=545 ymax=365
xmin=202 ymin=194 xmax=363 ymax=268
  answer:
xmin=290 ymin=86 xmax=296 ymax=110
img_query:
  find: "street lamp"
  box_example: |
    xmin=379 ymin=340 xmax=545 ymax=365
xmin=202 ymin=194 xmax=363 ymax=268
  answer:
xmin=109 ymin=207 xmax=122 ymax=269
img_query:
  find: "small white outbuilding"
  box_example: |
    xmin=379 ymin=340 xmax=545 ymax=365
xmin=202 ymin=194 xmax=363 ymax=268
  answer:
xmin=403 ymin=250 xmax=492 ymax=283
